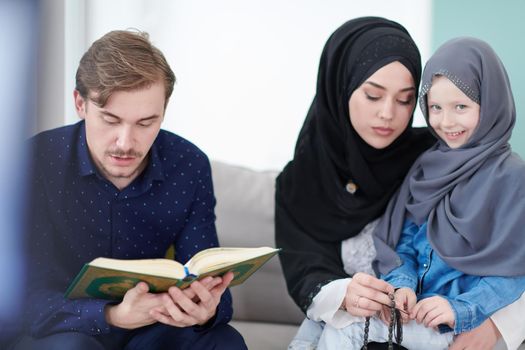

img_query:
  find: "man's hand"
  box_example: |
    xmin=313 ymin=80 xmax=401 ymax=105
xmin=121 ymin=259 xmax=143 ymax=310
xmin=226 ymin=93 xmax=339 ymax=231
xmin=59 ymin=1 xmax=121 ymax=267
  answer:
xmin=150 ymin=271 xmax=234 ymax=327
xmin=448 ymin=318 xmax=501 ymax=350
xmin=180 ymin=275 xmax=223 ymax=302
xmin=411 ymin=295 xmax=455 ymax=329
xmin=105 ymin=282 xmax=165 ymax=329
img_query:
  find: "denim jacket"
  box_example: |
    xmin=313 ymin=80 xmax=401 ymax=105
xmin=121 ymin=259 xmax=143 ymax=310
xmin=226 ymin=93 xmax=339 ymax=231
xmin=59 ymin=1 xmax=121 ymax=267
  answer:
xmin=382 ymin=219 xmax=525 ymax=334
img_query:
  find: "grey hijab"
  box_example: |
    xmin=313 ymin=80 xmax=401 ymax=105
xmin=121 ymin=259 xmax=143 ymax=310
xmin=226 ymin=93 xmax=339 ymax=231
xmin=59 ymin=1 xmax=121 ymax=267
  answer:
xmin=373 ymin=37 xmax=525 ymax=277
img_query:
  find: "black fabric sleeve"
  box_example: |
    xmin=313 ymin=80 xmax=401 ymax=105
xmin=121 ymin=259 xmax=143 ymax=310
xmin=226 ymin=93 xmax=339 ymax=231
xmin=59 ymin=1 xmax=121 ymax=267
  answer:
xmin=275 ymin=198 xmax=349 ymax=313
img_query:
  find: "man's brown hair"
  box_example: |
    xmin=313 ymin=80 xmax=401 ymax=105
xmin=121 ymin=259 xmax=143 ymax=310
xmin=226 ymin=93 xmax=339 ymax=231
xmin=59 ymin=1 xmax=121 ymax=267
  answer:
xmin=75 ymin=30 xmax=175 ymax=108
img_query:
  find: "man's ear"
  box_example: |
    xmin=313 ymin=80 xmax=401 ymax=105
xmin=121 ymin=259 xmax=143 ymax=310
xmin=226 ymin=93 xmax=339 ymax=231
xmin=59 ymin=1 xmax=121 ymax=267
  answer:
xmin=74 ymin=90 xmax=87 ymax=119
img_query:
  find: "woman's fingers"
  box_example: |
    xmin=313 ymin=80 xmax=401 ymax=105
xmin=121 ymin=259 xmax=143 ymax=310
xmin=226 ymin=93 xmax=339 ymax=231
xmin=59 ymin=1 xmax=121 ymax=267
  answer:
xmin=379 ymin=305 xmax=392 ymax=324
xmin=344 ymin=273 xmax=395 ymax=315
xmin=353 ymin=272 xmax=395 ymax=294
xmin=347 ymin=304 xmax=378 ymax=317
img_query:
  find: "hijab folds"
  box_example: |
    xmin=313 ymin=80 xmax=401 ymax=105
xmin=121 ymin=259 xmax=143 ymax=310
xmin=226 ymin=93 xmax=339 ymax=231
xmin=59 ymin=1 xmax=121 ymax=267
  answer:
xmin=374 ymin=37 xmax=525 ymax=277
xmin=276 ymin=17 xmax=434 ymax=243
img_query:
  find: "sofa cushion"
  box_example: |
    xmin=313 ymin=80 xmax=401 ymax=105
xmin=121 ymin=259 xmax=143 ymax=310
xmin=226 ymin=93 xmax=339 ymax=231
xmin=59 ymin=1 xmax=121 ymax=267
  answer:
xmin=211 ymin=160 xmax=303 ymax=325
xmin=230 ymin=320 xmax=298 ymax=350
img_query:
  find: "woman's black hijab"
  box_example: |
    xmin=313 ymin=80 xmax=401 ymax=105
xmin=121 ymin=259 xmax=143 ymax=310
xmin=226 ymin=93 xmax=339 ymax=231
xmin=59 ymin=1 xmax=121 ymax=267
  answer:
xmin=276 ymin=17 xmax=435 ymax=242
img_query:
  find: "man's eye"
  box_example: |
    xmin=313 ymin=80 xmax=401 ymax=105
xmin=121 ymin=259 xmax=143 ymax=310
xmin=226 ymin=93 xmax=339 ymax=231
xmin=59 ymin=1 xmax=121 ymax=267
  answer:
xmin=139 ymin=122 xmax=153 ymax=127
xmin=104 ymin=118 xmax=119 ymax=124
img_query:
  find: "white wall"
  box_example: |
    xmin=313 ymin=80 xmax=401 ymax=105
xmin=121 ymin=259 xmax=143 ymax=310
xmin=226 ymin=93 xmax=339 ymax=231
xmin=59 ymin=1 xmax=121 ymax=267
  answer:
xmin=57 ymin=0 xmax=431 ymax=170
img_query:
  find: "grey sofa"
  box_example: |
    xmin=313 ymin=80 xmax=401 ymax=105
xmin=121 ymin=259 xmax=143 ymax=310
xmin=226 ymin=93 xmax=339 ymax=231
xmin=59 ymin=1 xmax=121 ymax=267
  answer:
xmin=211 ymin=160 xmax=303 ymax=349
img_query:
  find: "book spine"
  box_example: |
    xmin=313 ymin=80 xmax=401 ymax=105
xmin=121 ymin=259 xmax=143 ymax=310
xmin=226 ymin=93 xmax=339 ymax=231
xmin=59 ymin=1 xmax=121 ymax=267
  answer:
xmin=64 ymin=264 xmax=90 ymax=298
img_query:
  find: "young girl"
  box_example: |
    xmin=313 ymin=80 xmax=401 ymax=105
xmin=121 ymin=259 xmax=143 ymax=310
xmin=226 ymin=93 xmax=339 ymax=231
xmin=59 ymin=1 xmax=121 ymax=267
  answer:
xmin=317 ymin=37 xmax=525 ymax=349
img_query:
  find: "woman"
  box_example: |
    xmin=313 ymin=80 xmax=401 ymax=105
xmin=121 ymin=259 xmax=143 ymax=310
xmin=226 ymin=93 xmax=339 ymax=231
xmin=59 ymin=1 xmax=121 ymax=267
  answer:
xmin=275 ymin=17 xmax=524 ymax=349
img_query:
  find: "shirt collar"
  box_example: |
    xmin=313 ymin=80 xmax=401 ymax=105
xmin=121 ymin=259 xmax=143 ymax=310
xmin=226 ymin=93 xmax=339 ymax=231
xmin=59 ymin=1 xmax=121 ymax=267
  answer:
xmin=77 ymin=121 xmax=97 ymax=177
xmin=142 ymin=139 xmax=165 ymax=183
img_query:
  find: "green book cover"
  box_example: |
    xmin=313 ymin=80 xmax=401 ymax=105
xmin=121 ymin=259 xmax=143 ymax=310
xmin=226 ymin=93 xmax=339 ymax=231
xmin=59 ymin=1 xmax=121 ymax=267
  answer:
xmin=65 ymin=247 xmax=279 ymax=300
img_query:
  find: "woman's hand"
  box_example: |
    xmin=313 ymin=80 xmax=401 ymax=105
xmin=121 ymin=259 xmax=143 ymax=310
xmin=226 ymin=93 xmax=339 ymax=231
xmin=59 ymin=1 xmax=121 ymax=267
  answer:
xmin=342 ymin=272 xmax=395 ymax=317
xmin=448 ymin=318 xmax=501 ymax=350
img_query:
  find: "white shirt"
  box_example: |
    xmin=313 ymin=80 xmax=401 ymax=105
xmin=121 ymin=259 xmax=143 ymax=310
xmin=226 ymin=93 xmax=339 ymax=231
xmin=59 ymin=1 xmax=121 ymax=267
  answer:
xmin=307 ymin=219 xmax=378 ymax=328
xmin=492 ymin=292 xmax=525 ymax=350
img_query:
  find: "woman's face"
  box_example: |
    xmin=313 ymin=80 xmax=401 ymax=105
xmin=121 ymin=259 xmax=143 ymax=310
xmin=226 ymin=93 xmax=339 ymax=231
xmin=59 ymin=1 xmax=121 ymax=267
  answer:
xmin=348 ymin=61 xmax=416 ymax=149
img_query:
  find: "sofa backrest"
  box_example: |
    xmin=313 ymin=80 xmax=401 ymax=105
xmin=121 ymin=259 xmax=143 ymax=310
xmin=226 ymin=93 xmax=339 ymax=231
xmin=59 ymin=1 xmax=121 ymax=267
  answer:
xmin=211 ymin=160 xmax=303 ymax=325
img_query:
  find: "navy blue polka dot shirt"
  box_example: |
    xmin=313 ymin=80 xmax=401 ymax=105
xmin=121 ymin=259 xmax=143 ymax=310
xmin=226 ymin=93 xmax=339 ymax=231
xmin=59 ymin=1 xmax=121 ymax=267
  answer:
xmin=26 ymin=121 xmax=232 ymax=337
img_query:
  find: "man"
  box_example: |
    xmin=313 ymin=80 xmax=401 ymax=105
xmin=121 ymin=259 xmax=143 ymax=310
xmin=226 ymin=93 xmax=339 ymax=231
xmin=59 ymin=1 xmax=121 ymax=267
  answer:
xmin=13 ymin=30 xmax=247 ymax=349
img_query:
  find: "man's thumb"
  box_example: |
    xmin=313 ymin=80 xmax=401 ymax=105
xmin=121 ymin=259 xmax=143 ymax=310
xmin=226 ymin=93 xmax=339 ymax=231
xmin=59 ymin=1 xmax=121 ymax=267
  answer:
xmin=132 ymin=281 xmax=149 ymax=295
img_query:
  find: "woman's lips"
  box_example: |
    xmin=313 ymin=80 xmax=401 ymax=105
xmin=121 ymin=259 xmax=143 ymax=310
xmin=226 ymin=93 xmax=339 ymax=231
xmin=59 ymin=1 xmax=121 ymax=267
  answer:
xmin=372 ymin=127 xmax=394 ymax=136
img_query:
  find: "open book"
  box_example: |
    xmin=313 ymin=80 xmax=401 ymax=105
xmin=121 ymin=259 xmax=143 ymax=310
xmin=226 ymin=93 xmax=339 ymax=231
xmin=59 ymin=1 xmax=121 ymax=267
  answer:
xmin=65 ymin=246 xmax=279 ymax=300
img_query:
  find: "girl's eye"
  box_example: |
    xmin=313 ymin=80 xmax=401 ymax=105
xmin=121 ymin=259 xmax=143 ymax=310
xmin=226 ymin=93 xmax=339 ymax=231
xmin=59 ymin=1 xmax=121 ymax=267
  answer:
xmin=456 ymin=104 xmax=467 ymax=110
xmin=429 ymin=104 xmax=441 ymax=112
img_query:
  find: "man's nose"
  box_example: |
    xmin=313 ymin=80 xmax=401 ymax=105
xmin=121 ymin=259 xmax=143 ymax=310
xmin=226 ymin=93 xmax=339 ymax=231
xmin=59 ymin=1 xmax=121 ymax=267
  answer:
xmin=116 ymin=126 xmax=134 ymax=151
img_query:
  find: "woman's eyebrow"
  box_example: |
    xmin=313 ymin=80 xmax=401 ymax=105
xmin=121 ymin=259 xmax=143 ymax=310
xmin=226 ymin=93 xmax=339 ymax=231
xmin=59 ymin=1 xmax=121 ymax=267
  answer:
xmin=365 ymin=81 xmax=415 ymax=92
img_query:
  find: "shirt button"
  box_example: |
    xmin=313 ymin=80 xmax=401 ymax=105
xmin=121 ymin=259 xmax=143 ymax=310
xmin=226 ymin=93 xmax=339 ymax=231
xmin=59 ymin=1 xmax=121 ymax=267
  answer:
xmin=423 ymin=263 xmax=428 ymax=268
xmin=345 ymin=181 xmax=358 ymax=194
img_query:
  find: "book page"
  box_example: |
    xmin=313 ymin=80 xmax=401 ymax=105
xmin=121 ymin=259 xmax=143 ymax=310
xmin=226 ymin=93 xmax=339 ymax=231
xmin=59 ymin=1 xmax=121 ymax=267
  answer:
xmin=186 ymin=246 xmax=277 ymax=275
xmin=90 ymin=257 xmax=186 ymax=279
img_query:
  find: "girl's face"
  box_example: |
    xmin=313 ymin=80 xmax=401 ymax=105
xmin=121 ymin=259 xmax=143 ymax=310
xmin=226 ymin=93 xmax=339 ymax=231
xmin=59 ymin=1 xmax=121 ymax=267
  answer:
xmin=348 ymin=61 xmax=416 ymax=149
xmin=427 ymin=76 xmax=480 ymax=148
